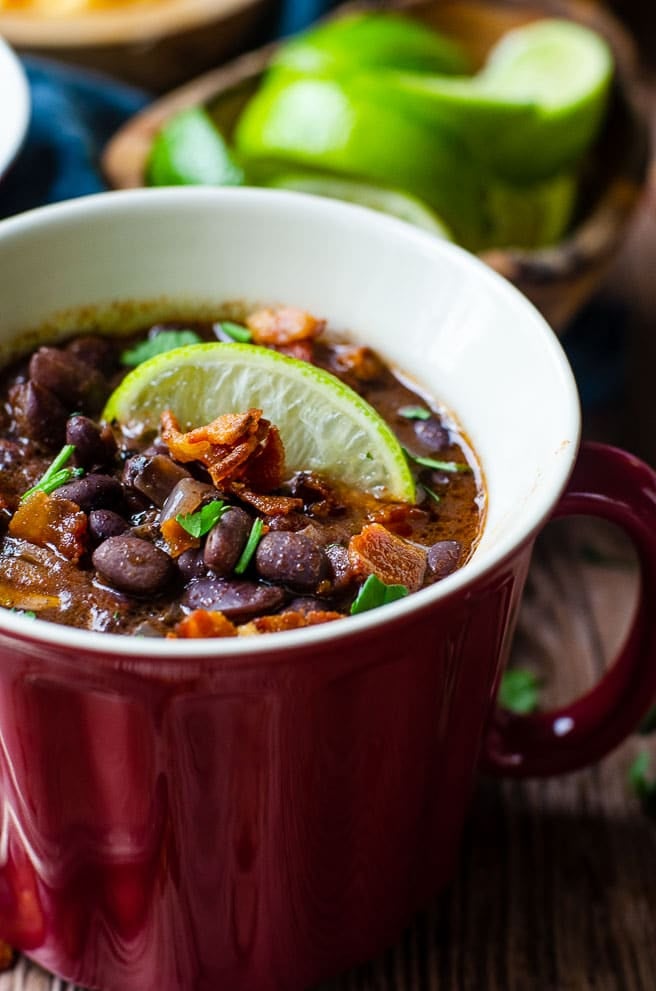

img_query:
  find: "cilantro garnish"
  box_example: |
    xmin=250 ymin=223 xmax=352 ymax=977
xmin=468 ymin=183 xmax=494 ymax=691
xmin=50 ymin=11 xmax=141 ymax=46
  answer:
xmin=121 ymin=330 xmax=202 ymax=367
xmin=499 ymin=669 xmax=540 ymax=714
xmin=234 ymin=518 xmax=264 ymax=575
xmin=403 ymin=447 xmax=470 ymax=473
xmin=350 ymin=574 xmax=409 ymax=615
xmin=176 ymin=500 xmax=229 ymax=538
xmin=216 ymin=321 xmax=252 ymax=344
xmin=628 ymin=752 xmax=656 ymax=817
xmin=422 ymin=484 xmax=442 ymax=504
xmin=398 ymin=405 xmax=431 ymax=421
xmin=639 ymin=705 xmax=656 ymax=735
xmin=21 ymin=444 xmax=84 ymax=502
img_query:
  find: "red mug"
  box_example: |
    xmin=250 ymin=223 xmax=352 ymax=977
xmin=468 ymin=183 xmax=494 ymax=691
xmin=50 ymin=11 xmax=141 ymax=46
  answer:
xmin=0 ymin=190 xmax=655 ymax=991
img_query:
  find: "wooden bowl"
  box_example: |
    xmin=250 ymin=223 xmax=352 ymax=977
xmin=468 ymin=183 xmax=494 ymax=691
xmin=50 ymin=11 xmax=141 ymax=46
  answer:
xmin=102 ymin=0 xmax=650 ymax=331
xmin=0 ymin=0 xmax=274 ymax=92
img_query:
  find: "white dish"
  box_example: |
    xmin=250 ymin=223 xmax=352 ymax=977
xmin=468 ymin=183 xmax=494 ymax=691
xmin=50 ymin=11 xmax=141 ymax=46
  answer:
xmin=0 ymin=34 xmax=29 ymax=180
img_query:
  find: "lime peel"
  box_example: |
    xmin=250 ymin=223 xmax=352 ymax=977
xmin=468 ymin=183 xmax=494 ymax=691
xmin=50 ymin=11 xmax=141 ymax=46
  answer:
xmin=103 ymin=343 xmax=416 ymax=503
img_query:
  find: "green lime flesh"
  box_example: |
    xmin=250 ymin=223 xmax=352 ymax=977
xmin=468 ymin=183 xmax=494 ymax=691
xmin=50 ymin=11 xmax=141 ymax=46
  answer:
xmin=103 ymin=343 xmax=416 ymax=503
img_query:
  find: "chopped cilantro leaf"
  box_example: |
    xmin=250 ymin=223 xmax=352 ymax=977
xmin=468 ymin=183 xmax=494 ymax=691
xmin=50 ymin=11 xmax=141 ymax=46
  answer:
xmin=21 ymin=445 xmax=84 ymax=501
xmin=216 ymin=321 xmax=252 ymax=343
xmin=499 ymin=669 xmax=540 ymax=714
xmin=399 ymin=405 xmax=431 ymax=421
xmin=234 ymin=518 xmax=264 ymax=574
xmin=639 ymin=705 xmax=656 ymax=735
xmin=403 ymin=447 xmax=470 ymax=473
xmin=121 ymin=330 xmax=202 ymax=367
xmin=176 ymin=500 xmax=228 ymax=538
xmin=629 ymin=752 xmax=656 ymax=817
xmin=350 ymin=574 xmax=409 ymax=615
xmin=422 ymin=483 xmax=442 ymax=504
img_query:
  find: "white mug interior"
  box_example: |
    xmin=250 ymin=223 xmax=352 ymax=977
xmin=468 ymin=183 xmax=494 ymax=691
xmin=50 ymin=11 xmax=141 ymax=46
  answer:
xmin=0 ymin=187 xmax=580 ymax=655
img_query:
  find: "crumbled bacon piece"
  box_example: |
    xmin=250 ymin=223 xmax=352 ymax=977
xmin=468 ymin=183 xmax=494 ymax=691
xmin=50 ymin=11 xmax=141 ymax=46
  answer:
xmin=333 ymin=346 xmax=384 ymax=382
xmin=242 ymin=423 xmax=286 ymax=492
xmin=9 ymin=491 xmax=87 ymax=563
xmin=171 ymin=610 xmax=238 ymax=639
xmin=228 ymin=483 xmax=303 ymax=517
xmin=273 ymin=340 xmax=315 ymax=364
xmin=348 ymin=523 xmax=426 ymax=592
xmin=160 ymin=517 xmax=199 ymax=558
xmin=238 ymin=610 xmax=342 ymax=635
xmin=160 ymin=409 xmax=284 ymax=491
xmin=246 ymin=307 xmax=325 ymax=346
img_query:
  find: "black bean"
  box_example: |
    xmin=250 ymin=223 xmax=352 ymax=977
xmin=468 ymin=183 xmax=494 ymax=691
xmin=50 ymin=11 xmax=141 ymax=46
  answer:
xmin=203 ymin=508 xmax=251 ymax=576
xmin=66 ymin=415 xmax=117 ymax=468
xmin=53 ymin=473 xmax=123 ymax=512
xmin=10 ymin=381 xmax=67 ymax=448
xmin=88 ymin=510 xmax=128 ymax=544
xmin=427 ymin=540 xmax=462 ymax=579
xmin=29 ymin=347 xmax=105 ymax=413
xmin=93 ymin=536 xmax=174 ymax=596
xmin=324 ymin=543 xmax=353 ymax=592
xmin=123 ymin=454 xmax=191 ymax=508
xmin=183 ymin=578 xmax=286 ymax=622
xmin=414 ymin=417 xmax=449 ymax=451
xmin=66 ymin=336 xmax=116 ymax=372
xmin=255 ymin=532 xmax=329 ymax=591
xmin=177 ymin=549 xmax=209 ymax=581
xmin=285 ymin=596 xmax=328 ymax=615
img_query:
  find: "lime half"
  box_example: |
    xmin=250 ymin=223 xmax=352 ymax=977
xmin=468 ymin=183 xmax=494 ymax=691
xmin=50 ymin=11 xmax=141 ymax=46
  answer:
xmin=103 ymin=343 xmax=415 ymax=502
xmin=266 ymin=172 xmax=453 ymax=238
xmin=146 ymin=108 xmax=244 ymax=187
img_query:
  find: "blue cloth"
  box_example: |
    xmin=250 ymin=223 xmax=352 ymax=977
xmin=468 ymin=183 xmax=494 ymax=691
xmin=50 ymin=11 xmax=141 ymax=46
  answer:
xmin=0 ymin=0 xmax=336 ymax=220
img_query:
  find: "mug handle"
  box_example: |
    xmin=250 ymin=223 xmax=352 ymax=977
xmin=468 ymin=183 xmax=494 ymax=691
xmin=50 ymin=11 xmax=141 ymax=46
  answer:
xmin=482 ymin=441 xmax=656 ymax=778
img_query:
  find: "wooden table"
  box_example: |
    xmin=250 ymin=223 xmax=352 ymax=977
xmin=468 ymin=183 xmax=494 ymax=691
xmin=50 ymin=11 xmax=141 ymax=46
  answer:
xmin=5 ymin=71 xmax=656 ymax=991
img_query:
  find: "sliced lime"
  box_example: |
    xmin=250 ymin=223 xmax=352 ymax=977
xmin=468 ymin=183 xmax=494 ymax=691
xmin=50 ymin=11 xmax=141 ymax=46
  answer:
xmin=266 ymin=172 xmax=453 ymax=238
xmin=478 ymin=18 xmax=613 ymax=181
xmin=484 ymin=170 xmax=578 ymax=249
xmin=234 ymin=74 xmax=484 ymax=247
xmin=272 ymin=11 xmax=470 ymax=77
xmin=146 ymin=108 xmax=244 ymax=187
xmin=103 ymin=343 xmax=415 ymax=502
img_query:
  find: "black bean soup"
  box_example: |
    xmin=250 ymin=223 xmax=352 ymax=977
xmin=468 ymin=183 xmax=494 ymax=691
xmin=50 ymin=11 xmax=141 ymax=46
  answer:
xmin=0 ymin=307 xmax=484 ymax=638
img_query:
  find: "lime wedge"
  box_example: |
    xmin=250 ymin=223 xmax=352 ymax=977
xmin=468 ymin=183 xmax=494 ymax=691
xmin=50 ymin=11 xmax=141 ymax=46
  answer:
xmin=146 ymin=108 xmax=244 ymax=187
xmin=478 ymin=18 xmax=613 ymax=181
xmin=272 ymin=11 xmax=470 ymax=76
xmin=484 ymin=170 xmax=578 ymax=249
xmin=234 ymin=74 xmax=484 ymax=247
xmin=266 ymin=172 xmax=453 ymax=238
xmin=102 ymin=343 xmax=415 ymax=502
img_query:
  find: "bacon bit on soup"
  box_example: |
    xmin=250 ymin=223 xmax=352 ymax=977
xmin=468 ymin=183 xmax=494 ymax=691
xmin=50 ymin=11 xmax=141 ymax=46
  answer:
xmin=228 ymin=483 xmax=303 ymax=516
xmin=241 ymin=422 xmax=285 ymax=492
xmin=171 ymin=610 xmax=238 ymax=639
xmin=161 ymin=408 xmax=280 ymax=489
xmin=333 ymin=346 xmax=385 ymax=383
xmin=274 ymin=340 xmax=315 ymax=364
xmin=160 ymin=517 xmax=200 ymax=558
xmin=246 ymin=306 xmax=325 ymax=346
xmin=238 ymin=610 xmax=342 ymax=636
xmin=348 ymin=523 xmax=426 ymax=593
xmin=9 ymin=491 xmax=87 ymax=563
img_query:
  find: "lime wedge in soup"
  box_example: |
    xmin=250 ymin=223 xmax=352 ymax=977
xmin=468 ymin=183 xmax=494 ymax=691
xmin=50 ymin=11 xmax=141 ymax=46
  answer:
xmin=272 ymin=11 xmax=471 ymax=76
xmin=266 ymin=172 xmax=453 ymax=238
xmin=102 ymin=343 xmax=416 ymax=503
xmin=146 ymin=107 xmax=244 ymax=187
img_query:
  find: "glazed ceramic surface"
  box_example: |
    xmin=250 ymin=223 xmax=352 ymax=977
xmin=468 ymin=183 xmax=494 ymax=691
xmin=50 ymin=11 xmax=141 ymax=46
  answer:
xmin=0 ymin=189 xmax=655 ymax=991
